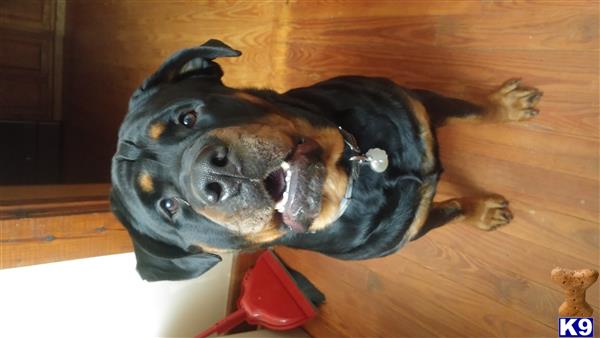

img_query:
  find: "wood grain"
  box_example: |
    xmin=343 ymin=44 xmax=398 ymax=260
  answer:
xmin=0 ymin=212 xmax=131 ymax=269
xmin=59 ymin=1 xmax=599 ymax=336
xmin=273 ymin=1 xmax=599 ymax=337
xmin=0 ymin=184 xmax=110 ymax=219
xmin=0 ymin=0 xmax=63 ymax=122
xmin=0 ymin=183 xmax=110 ymax=203
xmin=0 ymin=184 xmax=118 ymax=267
xmin=61 ymin=1 xmax=285 ymax=182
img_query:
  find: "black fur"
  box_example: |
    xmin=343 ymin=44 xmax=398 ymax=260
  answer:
xmin=269 ymin=77 xmax=442 ymax=259
xmin=111 ymin=40 xmax=484 ymax=281
xmin=412 ymin=89 xmax=483 ymax=127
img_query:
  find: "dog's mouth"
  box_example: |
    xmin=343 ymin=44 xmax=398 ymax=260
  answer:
xmin=264 ymin=138 xmax=325 ymax=233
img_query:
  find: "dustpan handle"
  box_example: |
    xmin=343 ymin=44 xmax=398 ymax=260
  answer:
xmin=195 ymin=308 xmax=247 ymax=338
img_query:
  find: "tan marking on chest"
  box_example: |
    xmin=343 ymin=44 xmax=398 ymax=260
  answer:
xmin=285 ymin=117 xmax=347 ymax=232
xmin=403 ymin=182 xmax=435 ymax=241
xmin=405 ymin=95 xmax=436 ymax=173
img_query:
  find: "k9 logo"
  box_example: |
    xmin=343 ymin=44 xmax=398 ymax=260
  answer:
xmin=558 ymin=318 xmax=594 ymax=337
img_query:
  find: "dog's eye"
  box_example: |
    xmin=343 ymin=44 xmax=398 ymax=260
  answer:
xmin=160 ymin=198 xmax=179 ymax=216
xmin=179 ymin=111 xmax=197 ymax=128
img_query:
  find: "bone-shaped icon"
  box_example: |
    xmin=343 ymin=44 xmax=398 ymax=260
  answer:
xmin=551 ymin=267 xmax=598 ymax=317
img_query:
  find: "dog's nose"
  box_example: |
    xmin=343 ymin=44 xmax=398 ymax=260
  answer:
xmin=193 ymin=144 xmax=241 ymax=204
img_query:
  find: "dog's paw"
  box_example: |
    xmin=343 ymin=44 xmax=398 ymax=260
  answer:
xmin=486 ymin=78 xmax=543 ymax=122
xmin=460 ymin=194 xmax=513 ymax=231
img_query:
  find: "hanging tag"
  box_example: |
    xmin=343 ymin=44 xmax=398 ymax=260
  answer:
xmin=349 ymin=148 xmax=388 ymax=173
xmin=339 ymin=126 xmax=388 ymax=173
xmin=366 ymin=148 xmax=388 ymax=173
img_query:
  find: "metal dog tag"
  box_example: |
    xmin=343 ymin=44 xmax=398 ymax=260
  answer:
xmin=349 ymin=148 xmax=389 ymax=173
xmin=340 ymin=126 xmax=388 ymax=173
xmin=365 ymin=148 xmax=388 ymax=173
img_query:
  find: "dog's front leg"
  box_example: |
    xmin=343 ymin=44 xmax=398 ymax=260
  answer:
xmin=411 ymin=195 xmax=513 ymax=240
xmin=411 ymin=79 xmax=542 ymax=128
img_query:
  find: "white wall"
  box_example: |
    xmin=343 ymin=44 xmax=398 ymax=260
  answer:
xmin=0 ymin=252 xmax=233 ymax=338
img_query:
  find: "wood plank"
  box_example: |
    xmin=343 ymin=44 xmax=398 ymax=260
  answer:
xmin=396 ymin=224 xmax=598 ymax=318
xmin=0 ymin=183 xmax=110 ymax=203
xmin=280 ymin=44 xmax=598 ymax=103
xmin=277 ymin=247 xmax=555 ymax=337
xmin=406 ymin=222 xmax=600 ymax=309
xmin=0 ymin=0 xmax=54 ymax=32
xmin=288 ymin=5 xmax=597 ymax=51
xmin=280 ymin=44 xmax=598 ymax=137
xmin=0 ymin=212 xmax=131 ymax=269
xmin=64 ymin=0 xmax=282 ymax=88
xmin=437 ymin=182 xmax=599 ymax=267
xmin=288 ymin=1 xmax=483 ymax=19
xmin=0 ymin=184 xmax=110 ymax=219
xmin=439 ymin=148 xmax=598 ymax=223
xmin=0 ymin=199 xmax=109 ymax=220
xmin=436 ymin=125 xmax=598 ymax=181
xmin=276 ymin=247 xmax=463 ymax=337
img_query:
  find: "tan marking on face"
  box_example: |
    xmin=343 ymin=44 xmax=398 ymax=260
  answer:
xmin=196 ymin=203 xmax=275 ymax=236
xmin=307 ymin=132 xmax=348 ymax=232
xmin=235 ymin=92 xmax=270 ymax=106
xmin=405 ymin=95 xmax=436 ymax=173
xmin=192 ymin=244 xmax=236 ymax=254
xmin=149 ymin=122 xmax=166 ymax=140
xmin=403 ymin=182 xmax=435 ymax=241
xmin=258 ymin=114 xmax=347 ymax=233
xmin=196 ymin=94 xmax=348 ymax=239
xmin=245 ymin=227 xmax=287 ymax=245
xmin=138 ymin=172 xmax=154 ymax=193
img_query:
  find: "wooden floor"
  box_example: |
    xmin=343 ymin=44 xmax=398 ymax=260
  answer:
xmin=272 ymin=1 xmax=599 ymax=337
xmin=62 ymin=0 xmax=598 ymax=336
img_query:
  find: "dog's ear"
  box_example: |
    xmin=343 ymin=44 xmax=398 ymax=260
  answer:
xmin=128 ymin=226 xmax=222 ymax=282
xmin=110 ymin=190 xmax=221 ymax=281
xmin=139 ymin=39 xmax=241 ymax=92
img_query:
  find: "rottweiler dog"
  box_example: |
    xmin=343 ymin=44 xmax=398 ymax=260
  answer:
xmin=111 ymin=40 xmax=542 ymax=281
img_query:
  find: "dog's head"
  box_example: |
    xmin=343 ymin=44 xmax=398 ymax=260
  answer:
xmin=111 ymin=40 xmax=348 ymax=281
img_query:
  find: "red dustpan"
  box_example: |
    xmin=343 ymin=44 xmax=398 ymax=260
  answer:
xmin=196 ymin=250 xmax=321 ymax=338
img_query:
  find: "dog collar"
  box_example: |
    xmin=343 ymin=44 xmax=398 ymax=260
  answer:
xmin=331 ymin=126 xmax=389 ymax=222
xmin=329 ymin=126 xmax=423 ymax=225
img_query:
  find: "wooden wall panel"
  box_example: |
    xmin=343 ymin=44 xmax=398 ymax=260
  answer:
xmin=0 ymin=38 xmax=45 ymax=70
xmin=0 ymin=0 xmax=62 ymax=122
xmin=0 ymin=0 xmax=54 ymax=31
xmin=61 ymin=1 xmax=286 ymax=182
xmin=0 ymin=31 xmax=52 ymax=120
xmin=0 ymin=212 xmax=131 ymax=269
xmin=0 ymin=184 xmax=117 ymax=266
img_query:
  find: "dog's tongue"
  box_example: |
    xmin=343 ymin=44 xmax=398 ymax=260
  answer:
xmin=281 ymin=139 xmax=325 ymax=233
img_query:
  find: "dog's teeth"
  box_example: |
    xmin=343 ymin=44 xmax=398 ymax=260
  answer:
xmin=285 ymin=168 xmax=292 ymax=186
xmin=275 ymin=161 xmax=292 ymax=213
xmin=275 ymin=191 xmax=289 ymax=213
